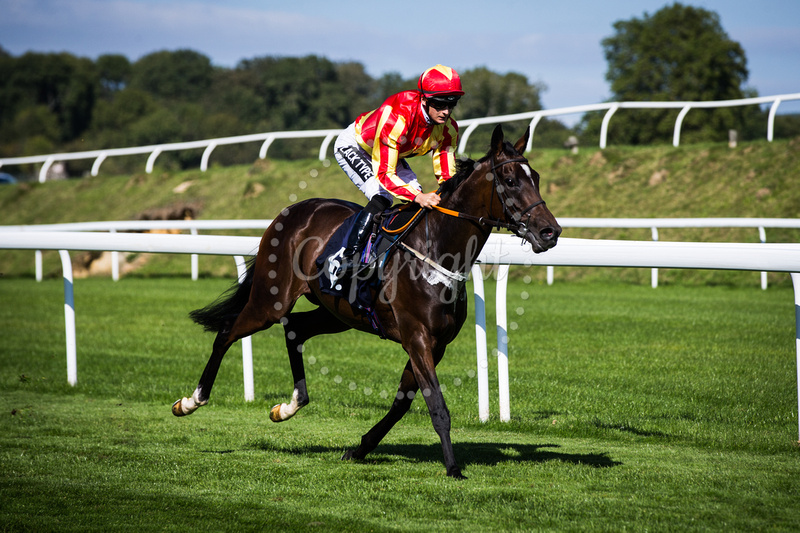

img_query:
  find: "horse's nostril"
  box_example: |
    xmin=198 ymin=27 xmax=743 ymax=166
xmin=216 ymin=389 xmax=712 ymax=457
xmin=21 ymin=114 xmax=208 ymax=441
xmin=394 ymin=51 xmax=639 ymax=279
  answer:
xmin=540 ymin=228 xmax=555 ymax=240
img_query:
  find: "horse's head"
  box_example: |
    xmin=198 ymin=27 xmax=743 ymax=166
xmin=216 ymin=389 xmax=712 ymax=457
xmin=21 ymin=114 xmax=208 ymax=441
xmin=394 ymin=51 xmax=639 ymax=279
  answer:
xmin=483 ymin=124 xmax=561 ymax=253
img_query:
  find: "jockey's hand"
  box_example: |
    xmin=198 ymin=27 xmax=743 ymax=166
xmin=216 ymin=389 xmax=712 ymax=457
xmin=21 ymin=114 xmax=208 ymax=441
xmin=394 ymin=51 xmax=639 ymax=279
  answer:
xmin=414 ymin=191 xmax=441 ymax=209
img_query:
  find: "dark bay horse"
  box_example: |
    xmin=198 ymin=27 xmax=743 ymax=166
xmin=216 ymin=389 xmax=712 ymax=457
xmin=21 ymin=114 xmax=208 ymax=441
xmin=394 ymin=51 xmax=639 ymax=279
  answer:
xmin=173 ymin=124 xmax=561 ymax=478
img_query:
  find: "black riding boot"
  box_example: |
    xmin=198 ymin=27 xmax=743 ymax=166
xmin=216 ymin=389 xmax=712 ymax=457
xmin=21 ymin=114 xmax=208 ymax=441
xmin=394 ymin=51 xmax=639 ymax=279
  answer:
xmin=336 ymin=196 xmax=391 ymax=276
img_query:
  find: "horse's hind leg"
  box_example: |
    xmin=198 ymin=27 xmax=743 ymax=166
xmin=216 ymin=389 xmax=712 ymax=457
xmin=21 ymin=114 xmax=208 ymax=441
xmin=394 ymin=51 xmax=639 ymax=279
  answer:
xmin=173 ymin=298 xmax=280 ymax=416
xmin=342 ymin=360 xmax=419 ymax=460
xmin=269 ymin=306 xmax=351 ymax=422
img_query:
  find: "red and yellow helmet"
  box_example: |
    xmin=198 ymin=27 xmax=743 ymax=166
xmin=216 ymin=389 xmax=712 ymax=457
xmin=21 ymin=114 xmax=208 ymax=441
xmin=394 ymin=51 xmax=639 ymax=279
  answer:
xmin=418 ymin=65 xmax=464 ymax=102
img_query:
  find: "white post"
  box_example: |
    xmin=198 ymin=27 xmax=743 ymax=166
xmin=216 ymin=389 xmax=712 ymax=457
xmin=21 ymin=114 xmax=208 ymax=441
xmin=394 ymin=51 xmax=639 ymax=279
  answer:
xmin=599 ymin=104 xmax=619 ymax=149
xmin=58 ymin=250 xmax=77 ymax=386
xmin=235 ymin=255 xmax=254 ymax=402
xmin=651 ymin=227 xmax=659 ymax=288
xmin=496 ymin=264 xmax=511 ymax=422
xmin=35 ymin=250 xmax=43 ymax=282
xmin=39 ymin=156 xmax=54 ymax=183
xmin=145 ymin=149 xmax=162 ymax=174
xmin=767 ymin=99 xmax=781 ymax=142
xmin=318 ymin=132 xmax=337 ymax=161
xmin=259 ymin=136 xmax=275 ymax=159
xmin=457 ymin=122 xmax=480 ymax=156
xmin=110 ymin=229 xmax=120 ymax=282
xmin=471 ymin=264 xmax=490 ymax=422
xmin=546 ymin=265 xmax=554 ymax=286
xmin=190 ymin=228 xmax=199 ymax=281
xmin=673 ymin=106 xmax=691 ymax=147
xmin=791 ymin=273 xmax=800 ymax=442
xmin=759 ymin=227 xmax=768 ymax=290
xmin=200 ymin=142 xmax=217 ymax=172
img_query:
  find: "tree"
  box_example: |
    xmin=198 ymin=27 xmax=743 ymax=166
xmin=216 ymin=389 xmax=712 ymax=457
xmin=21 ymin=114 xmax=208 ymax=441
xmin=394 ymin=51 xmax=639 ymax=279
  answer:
xmin=457 ymin=67 xmax=553 ymax=152
xmin=0 ymin=52 xmax=97 ymax=146
xmin=591 ymin=3 xmax=756 ymax=144
xmin=96 ymin=54 xmax=131 ymax=97
xmin=129 ymin=49 xmax=213 ymax=102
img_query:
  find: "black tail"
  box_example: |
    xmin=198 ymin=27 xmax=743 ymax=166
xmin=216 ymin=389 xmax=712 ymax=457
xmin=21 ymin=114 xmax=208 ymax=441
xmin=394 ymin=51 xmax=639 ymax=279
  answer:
xmin=189 ymin=258 xmax=256 ymax=332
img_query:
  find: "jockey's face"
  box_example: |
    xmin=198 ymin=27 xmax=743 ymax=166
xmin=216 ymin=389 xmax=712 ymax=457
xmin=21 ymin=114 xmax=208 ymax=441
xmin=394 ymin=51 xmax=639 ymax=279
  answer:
xmin=423 ymin=98 xmax=453 ymax=125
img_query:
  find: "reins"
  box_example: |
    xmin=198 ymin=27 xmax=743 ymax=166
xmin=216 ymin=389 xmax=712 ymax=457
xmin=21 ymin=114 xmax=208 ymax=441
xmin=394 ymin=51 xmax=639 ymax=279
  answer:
xmin=375 ymin=153 xmax=546 ymax=269
xmin=427 ymin=155 xmax=546 ymax=236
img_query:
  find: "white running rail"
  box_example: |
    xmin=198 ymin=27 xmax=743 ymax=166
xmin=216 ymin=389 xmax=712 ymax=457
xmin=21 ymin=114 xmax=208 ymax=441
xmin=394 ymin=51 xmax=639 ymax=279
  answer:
xmin=1 ymin=93 xmax=798 ymax=182
xmin=2 ymin=231 xmax=800 ymax=440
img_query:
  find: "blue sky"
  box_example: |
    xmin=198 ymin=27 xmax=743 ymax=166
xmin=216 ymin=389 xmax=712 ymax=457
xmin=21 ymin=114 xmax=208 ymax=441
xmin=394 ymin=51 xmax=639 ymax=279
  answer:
xmin=3 ymin=0 xmax=799 ymax=118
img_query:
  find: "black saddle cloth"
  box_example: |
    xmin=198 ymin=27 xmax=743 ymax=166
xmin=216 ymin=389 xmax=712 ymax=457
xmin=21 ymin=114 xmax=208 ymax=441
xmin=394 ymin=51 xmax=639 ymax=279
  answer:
xmin=314 ymin=203 xmax=421 ymax=334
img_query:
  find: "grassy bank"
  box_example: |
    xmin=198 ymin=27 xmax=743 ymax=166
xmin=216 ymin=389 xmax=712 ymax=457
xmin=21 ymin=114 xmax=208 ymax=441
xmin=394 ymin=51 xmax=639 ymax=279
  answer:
xmin=1 ymin=137 xmax=799 ymax=284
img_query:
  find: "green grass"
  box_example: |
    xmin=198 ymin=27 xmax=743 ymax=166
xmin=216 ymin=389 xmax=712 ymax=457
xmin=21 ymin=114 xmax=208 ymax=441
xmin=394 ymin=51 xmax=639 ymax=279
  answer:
xmin=2 ymin=277 xmax=798 ymax=531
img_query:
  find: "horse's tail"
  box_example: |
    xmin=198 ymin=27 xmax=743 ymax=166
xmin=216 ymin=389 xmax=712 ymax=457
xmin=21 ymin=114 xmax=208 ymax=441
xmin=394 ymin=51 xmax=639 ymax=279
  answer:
xmin=189 ymin=258 xmax=256 ymax=332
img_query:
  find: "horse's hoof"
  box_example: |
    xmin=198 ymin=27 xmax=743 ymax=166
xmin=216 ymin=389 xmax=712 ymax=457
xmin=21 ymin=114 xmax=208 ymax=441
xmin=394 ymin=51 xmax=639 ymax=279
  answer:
xmin=447 ymin=467 xmax=467 ymax=480
xmin=341 ymin=449 xmax=354 ymax=461
xmin=172 ymin=399 xmax=186 ymax=417
xmin=269 ymin=404 xmax=284 ymax=423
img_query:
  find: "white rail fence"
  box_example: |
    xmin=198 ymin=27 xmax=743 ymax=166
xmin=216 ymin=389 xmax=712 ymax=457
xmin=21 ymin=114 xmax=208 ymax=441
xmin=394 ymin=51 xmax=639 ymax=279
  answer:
xmin=1 ymin=93 xmax=798 ymax=183
xmin=1 ymin=230 xmax=800 ymax=439
xmin=5 ymin=217 xmax=799 ymax=289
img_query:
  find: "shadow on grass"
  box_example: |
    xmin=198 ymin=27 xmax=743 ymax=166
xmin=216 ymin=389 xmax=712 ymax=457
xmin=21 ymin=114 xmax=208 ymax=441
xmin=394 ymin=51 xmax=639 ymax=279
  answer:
xmin=252 ymin=440 xmax=621 ymax=469
xmin=592 ymin=420 xmax=670 ymax=438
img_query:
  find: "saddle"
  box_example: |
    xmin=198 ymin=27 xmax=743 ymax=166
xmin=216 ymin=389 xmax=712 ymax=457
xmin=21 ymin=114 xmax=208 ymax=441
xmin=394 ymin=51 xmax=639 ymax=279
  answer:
xmin=314 ymin=203 xmax=424 ymax=335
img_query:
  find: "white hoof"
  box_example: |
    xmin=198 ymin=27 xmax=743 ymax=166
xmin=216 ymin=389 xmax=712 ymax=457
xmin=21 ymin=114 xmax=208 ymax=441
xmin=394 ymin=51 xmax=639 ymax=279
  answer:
xmin=172 ymin=390 xmax=206 ymax=417
xmin=269 ymin=389 xmax=303 ymax=422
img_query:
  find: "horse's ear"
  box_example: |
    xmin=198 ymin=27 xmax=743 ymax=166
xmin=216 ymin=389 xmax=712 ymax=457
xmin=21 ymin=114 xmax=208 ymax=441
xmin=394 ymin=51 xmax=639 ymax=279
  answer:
xmin=491 ymin=124 xmax=505 ymax=154
xmin=514 ymin=127 xmax=530 ymax=155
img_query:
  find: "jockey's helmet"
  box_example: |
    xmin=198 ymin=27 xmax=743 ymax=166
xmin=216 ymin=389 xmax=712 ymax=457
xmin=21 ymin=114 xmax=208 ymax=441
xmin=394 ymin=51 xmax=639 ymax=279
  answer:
xmin=418 ymin=65 xmax=464 ymax=106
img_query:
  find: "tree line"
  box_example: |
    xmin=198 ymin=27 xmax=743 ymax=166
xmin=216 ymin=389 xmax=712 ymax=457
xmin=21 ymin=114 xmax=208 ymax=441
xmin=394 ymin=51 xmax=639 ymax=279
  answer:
xmin=0 ymin=49 xmax=568 ymax=174
xmin=1 ymin=3 xmax=797 ymax=177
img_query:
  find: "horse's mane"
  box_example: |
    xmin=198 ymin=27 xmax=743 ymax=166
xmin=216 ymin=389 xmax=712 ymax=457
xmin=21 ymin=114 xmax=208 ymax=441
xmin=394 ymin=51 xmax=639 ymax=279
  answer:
xmin=437 ymin=157 xmax=474 ymax=197
xmin=438 ymin=139 xmax=518 ymax=198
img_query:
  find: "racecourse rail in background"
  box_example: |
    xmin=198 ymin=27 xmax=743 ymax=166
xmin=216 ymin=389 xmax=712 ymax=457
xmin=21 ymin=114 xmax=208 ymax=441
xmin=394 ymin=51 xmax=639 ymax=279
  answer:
xmin=1 ymin=93 xmax=798 ymax=183
xmin=4 ymin=217 xmax=799 ymax=289
xmin=2 ymin=231 xmax=800 ymax=440
xmin=0 ymin=219 xmax=274 ymax=282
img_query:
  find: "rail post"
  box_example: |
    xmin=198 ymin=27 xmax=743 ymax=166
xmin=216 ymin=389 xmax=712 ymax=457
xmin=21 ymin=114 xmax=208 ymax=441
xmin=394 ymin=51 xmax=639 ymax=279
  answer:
xmin=471 ymin=264 xmax=490 ymax=422
xmin=235 ymin=255 xmax=255 ymax=402
xmin=496 ymin=264 xmax=511 ymax=422
xmin=59 ymin=250 xmax=77 ymax=386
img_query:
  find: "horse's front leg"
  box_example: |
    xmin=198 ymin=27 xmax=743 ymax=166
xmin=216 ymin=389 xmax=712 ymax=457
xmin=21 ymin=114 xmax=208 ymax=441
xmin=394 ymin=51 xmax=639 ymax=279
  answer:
xmin=342 ymin=360 xmax=418 ymax=459
xmin=405 ymin=331 xmax=464 ymax=479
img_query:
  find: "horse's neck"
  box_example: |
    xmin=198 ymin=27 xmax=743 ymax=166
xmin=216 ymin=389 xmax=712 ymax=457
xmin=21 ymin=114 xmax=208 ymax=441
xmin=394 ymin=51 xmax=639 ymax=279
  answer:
xmin=416 ymin=178 xmax=494 ymax=274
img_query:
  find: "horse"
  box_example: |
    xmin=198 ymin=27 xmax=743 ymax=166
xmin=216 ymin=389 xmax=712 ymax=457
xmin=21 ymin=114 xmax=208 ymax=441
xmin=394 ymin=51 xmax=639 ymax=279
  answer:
xmin=172 ymin=124 xmax=561 ymax=479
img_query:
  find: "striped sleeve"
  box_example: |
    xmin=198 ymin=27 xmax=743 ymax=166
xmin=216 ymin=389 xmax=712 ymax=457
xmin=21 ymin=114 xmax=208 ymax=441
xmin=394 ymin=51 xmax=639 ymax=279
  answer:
xmin=432 ymin=120 xmax=459 ymax=183
xmin=372 ymin=108 xmax=420 ymax=201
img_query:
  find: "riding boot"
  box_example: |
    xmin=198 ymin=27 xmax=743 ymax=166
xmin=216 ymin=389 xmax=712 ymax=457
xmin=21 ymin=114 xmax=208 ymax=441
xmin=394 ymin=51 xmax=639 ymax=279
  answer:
xmin=336 ymin=195 xmax=391 ymax=277
xmin=336 ymin=209 xmax=373 ymax=275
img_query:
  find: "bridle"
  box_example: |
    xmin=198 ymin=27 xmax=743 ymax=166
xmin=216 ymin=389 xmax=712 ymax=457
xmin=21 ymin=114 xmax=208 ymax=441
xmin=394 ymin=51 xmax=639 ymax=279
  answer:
xmin=485 ymin=155 xmax=546 ymax=237
xmin=377 ymin=153 xmax=546 ymax=278
xmin=428 ymin=155 xmax=545 ymax=238
xmin=381 ymin=154 xmax=545 ymax=239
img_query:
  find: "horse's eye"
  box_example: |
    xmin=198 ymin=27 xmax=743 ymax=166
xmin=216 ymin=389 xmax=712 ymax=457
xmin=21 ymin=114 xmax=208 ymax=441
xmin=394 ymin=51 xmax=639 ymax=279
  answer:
xmin=504 ymin=178 xmax=516 ymax=187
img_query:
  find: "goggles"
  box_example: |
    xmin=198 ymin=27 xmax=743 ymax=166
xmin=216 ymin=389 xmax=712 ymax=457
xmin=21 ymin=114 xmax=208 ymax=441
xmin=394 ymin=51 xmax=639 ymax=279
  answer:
xmin=427 ymin=96 xmax=460 ymax=111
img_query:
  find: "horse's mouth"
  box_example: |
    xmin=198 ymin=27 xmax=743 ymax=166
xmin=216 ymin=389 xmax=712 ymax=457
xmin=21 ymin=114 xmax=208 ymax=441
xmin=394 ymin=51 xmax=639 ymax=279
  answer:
xmin=527 ymin=226 xmax=560 ymax=253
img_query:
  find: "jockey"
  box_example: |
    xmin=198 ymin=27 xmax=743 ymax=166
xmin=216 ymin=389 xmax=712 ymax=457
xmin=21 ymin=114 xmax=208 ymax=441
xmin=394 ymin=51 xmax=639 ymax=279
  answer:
xmin=333 ymin=64 xmax=464 ymax=276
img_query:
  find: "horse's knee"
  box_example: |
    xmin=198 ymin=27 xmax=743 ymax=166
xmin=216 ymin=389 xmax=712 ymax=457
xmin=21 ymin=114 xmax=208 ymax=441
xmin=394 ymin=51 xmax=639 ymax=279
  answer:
xmin=429 ymin=405 xmax=452 ymax=434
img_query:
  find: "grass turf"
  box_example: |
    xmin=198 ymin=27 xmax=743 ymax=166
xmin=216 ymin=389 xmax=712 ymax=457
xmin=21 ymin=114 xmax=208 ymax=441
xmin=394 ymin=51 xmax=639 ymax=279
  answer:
xmin=1 ymin=276 xmax=798 ymax=531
